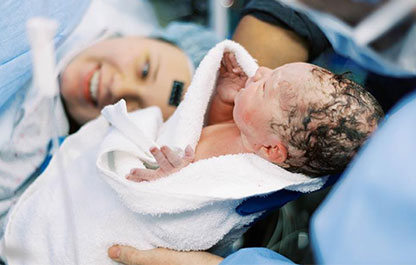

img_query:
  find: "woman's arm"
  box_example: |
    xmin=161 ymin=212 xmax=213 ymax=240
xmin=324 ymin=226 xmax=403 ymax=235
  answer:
xmin=232 ymin=15 xmax=309 ymax=69
xmin=108 ymin=245 xmax=223 ymax=265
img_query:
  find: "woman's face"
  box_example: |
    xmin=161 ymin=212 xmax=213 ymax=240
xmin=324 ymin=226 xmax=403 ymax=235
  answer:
xmin=60 ymin=37 xmax=192 ymax=125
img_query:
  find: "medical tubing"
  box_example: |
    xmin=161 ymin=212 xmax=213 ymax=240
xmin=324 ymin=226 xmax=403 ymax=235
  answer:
xmin=27 ymin=17 xmax=79 ymax=264
xmin=353 ymin=0 xmax=416 ymax=45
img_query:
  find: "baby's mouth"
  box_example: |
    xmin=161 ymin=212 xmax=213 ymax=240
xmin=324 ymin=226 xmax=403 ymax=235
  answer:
xmin=89 ymin=69 xmax=100 ymax=106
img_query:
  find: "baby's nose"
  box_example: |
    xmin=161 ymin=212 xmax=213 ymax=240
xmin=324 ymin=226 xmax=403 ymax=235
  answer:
xmin=253 ymin=66 xmax=272 ymax=82
xmin=253 ymin=69 xmax=263 ymax=82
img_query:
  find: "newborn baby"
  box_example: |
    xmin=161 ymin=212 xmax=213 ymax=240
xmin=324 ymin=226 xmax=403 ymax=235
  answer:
xmin=127 ymin=53 xmax=384 ymax=181
xmin=4 ymin=41 xmax=383 ymax=265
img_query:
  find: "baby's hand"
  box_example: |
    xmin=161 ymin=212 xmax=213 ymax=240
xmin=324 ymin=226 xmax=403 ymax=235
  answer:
xmin=126 ymin=145 xmax=195 ymax=182
xmin=216 ymin=52 xmax=248 ymax=105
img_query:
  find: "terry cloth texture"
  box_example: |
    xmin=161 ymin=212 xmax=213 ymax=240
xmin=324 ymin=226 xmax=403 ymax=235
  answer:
xmin=2 ymin=40 xmax=326 ymax=265
xmin=0 ymin=0 xmax=160 ymax=242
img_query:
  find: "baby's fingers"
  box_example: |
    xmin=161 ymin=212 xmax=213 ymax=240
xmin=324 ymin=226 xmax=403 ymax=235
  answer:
xmin=126 ymin=168 xmax=161 ymax=182
xmin=150 ymin=146 xmax=174 ymax=172
xmin=160 ymin=146 xmax=183 ymax=168
xmin=227 ymin=53 xmax=244 ymax=74
xmin=184 ymin=145 xmax=195 ymax=163
xmin=222 ymin=52 xmax=234 ymax=73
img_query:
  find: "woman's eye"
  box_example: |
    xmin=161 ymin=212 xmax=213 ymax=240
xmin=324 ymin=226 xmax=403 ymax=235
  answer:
xmin=141 ymin=61 xmax=150 ymax=79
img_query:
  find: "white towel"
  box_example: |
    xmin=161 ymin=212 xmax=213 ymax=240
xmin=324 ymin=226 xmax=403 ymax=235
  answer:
xmin=2 ymin=40 xmax=326 ymax=265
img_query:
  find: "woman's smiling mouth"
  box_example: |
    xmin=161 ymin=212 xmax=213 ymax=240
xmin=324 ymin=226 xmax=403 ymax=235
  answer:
xmin=83 ymin=67 xmax=101 ymax=107
xmin=89 ymin=69 xmax=100 ymax=105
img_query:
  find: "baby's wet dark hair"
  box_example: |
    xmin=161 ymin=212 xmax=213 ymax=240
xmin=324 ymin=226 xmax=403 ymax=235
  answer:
xmin=273 ymin=68 xmax=384 ymax=177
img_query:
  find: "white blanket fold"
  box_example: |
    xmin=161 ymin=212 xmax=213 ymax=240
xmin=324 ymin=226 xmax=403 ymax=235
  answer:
xmin=2 ymin=40 xmax=326 ymax=265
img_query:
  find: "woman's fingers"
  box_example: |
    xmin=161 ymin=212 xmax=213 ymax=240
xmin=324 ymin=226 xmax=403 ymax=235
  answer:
xmin=108 ymin=245 xmax=224 ymax=265
xmin=108 ymin=245 xmax=143 ymax=265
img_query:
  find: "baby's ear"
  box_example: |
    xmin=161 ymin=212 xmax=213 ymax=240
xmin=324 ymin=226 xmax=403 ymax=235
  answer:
xmin=260 ymin=142 xmax=287 ymax=164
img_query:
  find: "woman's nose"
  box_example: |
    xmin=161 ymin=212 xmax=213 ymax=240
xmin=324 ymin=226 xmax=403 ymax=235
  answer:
xmin=113 ymin=84 xmax=140 ymax=100
xmin=109 ymin=76 xmax=142 ymax=102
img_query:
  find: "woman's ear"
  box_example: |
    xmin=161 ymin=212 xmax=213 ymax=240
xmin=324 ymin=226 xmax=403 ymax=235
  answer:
xmin=260 ymin=142 xmax=287 ymax=164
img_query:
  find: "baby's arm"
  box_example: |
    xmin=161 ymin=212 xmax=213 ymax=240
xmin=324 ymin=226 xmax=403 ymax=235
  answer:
xmin=127 ymin=145 xmax=195 ymax=182
xmin=208 ymin=52 xmax=248 ymax=125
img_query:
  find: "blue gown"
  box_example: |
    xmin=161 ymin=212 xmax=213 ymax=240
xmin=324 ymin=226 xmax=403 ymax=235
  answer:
xmin=222 ymin=91 xmax=416 ymax=264
xmin=0 ymin=0 xmax=91 ymax=114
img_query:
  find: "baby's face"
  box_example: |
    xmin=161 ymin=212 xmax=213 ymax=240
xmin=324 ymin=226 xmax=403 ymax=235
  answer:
xmin=233 ymin=62 xmax=334 ymax=152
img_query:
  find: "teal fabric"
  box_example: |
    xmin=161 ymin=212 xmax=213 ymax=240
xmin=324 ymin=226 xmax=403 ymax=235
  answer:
xmin=152 ymin=22 xmax=220 ymax=70
xmin=220 ymin=92 xmax=416 ymax=264
xmin=284 ymin=2 xmax=416 ymax=78
xmin=221 ymin=248 xmax=295 ymax=265
xmin=311 ymin=91 xmax=416 ymax=264
xmin=0 ymin=0 xmax=91 ymax=114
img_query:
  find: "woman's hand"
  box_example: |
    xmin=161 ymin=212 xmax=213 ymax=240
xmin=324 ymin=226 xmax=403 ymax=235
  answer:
xmin=126 ymin=145 xmax=195 ymax=182
xmin=108 ymin=245 xmax=224 ymax=265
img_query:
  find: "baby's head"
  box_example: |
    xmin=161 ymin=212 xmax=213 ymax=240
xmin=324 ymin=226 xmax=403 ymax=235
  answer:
xmin=233 ymin=62 xmax=384 ymax=177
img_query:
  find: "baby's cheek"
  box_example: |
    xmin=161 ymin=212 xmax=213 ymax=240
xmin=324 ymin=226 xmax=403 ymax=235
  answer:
xmin=241 ymin=110 xmax=253 ymax=125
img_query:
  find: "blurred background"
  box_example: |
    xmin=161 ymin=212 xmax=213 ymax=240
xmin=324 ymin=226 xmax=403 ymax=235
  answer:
xmin=151 ymin=0 xmax=243 ymax=38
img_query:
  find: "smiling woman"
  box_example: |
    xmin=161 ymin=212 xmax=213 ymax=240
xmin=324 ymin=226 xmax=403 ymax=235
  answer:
xmin=56 ymin=19 xmax=219 ymax=133
xmin=60 ymin=37 xmax=193 ymax=125
xmin=0 ymin=0 xmax=220 ymax=246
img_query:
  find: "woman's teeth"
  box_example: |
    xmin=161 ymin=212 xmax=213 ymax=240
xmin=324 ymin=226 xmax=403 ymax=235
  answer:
xmin=89 ymin=70 xmax=100 ymax=104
